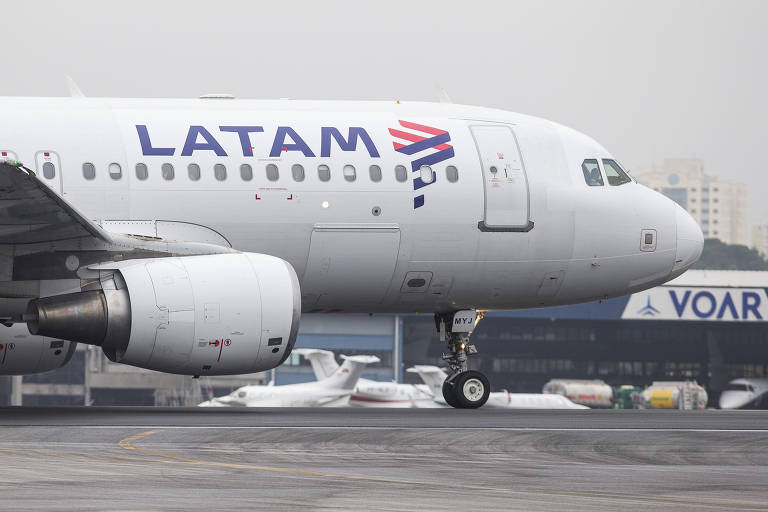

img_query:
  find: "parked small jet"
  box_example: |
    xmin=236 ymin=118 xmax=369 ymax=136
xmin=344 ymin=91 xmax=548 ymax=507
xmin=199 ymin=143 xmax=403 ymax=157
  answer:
xmin=294 ymin=348 xmax=438 ymax=407
xmin=199 ymin=354 xmax=378 ymax=407
xmin=408 ymin=365 xmax=588 ymax=409
xmin=719 ymin=378 xmax=768 ymax=409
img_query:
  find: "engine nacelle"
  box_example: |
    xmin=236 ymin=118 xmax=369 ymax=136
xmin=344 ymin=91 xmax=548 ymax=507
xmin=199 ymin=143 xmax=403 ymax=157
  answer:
xmin=26 ymin=253 xmax=300 ymax=375
xmin=0 ymin=323 xmax=77 ymax=375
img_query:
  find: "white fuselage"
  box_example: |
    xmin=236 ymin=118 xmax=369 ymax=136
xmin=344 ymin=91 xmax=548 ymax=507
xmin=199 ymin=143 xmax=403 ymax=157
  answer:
xmin=0 ymin=97 xmax=701 ymax=313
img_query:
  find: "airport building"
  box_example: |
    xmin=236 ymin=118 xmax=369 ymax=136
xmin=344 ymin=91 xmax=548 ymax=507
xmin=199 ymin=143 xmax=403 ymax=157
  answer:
xmin=633 ymin=159 xmax=748 ymax=245
xmin=1 ymin=270 xmax=766 ymax=407
xmin=753 ymin=223 xmax=768 ymax=257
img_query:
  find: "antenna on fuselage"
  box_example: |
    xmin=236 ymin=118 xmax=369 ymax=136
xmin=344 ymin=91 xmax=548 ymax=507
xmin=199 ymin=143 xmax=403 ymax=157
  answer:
xmin=436 ymin=84 xmax=452 ymax=104
xmin=65 ymin=76 xmax=85 ymax=98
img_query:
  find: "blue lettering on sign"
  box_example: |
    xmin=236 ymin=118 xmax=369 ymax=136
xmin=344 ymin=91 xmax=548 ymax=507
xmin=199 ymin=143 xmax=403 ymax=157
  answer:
xmin=181 ymin=126 xmax=227 ymax=157
xmin=320 ymin=127 xmax=380 ymax=158
xmin=668 ymin=289 xmax=763 ymax=320
xmin=743 ymin=292 xmax=763 ymax=319
xmin=716 ymin=293 xmax=739 ymax=319
xmin=270 ymin=127 xmax=315 ymax=157
xmin=669 ymin=290 xmax=691 ymax=317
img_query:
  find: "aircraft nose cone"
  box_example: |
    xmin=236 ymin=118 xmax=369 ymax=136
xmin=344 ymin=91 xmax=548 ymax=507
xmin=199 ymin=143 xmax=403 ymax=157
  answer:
xmin=670 ymin=204 xmax=704 ymax=279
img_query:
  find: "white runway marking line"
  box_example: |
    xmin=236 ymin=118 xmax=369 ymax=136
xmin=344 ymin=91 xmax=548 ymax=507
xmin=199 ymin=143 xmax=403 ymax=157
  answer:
xmin=16 ymin=425 xmax=768 ymax=433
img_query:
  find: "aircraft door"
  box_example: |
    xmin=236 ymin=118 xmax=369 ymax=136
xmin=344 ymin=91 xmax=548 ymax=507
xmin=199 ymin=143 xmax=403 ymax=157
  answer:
xmin=34 ymin=150 xmax=64 ymax=194
xmin=471 ymin=125 xmax=532 ymax=231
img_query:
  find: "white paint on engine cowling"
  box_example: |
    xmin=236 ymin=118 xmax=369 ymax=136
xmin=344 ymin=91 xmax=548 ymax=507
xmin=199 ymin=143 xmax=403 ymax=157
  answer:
xmin=111 ymin=253 xmax=300 ymax=375
xmin=0 ymin=323 xmax=77 ymax=375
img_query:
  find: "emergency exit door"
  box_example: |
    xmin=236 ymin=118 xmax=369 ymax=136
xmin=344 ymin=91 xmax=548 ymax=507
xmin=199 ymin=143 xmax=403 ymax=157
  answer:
xmin=471 ymin=125 xmax=532 ymax=231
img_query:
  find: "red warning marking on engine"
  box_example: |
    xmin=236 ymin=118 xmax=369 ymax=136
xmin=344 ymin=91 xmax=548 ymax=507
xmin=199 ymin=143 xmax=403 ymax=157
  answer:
xmin=286 ymin=194 xmax=293 ymax=200
xmin=254 ymin=193 xmax=261 ymax=200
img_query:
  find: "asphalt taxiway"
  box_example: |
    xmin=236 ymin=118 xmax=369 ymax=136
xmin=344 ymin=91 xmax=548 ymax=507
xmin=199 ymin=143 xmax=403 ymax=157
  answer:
xmin=0 ymin=407 xmax=767 ymax=511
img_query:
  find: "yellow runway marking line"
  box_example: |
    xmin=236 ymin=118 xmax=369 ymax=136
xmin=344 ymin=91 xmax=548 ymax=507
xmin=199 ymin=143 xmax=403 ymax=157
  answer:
xmin=118 ymin=429 xmax=768 ymax=510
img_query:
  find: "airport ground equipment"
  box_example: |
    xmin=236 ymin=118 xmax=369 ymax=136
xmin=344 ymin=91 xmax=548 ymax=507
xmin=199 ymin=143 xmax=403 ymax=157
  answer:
xmin=641 ymin=381 xmax=708 ymax=409
xmin=612 ymin=385 xmax=644 ymax=409
xmin=543 ymin=379 xmax=614 ymax=408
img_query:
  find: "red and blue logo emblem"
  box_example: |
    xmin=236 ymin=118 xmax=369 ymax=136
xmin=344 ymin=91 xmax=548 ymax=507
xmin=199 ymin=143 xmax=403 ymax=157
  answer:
xmin=389 ymin=120 xmax=454 ymax=208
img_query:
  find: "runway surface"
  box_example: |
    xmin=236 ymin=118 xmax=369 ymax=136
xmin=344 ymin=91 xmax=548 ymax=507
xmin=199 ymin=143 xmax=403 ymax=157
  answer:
xmin=1 ymin=407 xmax=767 ymax=511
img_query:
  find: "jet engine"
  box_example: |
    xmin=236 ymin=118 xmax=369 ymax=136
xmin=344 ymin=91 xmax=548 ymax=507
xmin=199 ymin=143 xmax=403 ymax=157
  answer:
xmin=24 ymin=253 xmax=300 ymax=375
xmin=0 ymin=323 xmax=77 ymax=375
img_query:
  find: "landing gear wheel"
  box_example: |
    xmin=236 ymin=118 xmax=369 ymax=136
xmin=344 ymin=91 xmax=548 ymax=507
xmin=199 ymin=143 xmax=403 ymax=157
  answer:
xmin=453 ymin=370 xmax=490 ymax=409
xmin=442 ymin=378 xmax=460 ymax=408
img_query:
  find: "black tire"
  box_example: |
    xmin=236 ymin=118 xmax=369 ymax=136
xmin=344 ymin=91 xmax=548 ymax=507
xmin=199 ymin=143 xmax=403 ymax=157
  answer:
xmin=442 ymin=378 xmax=461 ymax=408
xmin=453 ymin=370 xmax=490 ymax=409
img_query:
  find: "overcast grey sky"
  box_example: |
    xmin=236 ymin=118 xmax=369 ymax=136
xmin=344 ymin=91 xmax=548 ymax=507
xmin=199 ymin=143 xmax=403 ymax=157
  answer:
xmin=3 ymin=1 xmax=766 ymax=228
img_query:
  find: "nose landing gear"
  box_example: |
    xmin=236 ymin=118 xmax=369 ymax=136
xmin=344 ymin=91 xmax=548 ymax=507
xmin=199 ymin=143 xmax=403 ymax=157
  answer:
xmin=435 ymin=311 xmax=490 ymax=409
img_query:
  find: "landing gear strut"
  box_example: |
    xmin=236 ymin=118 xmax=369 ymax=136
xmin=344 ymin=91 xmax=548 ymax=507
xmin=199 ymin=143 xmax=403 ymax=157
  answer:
xmin=435 ymin=311 xmax=490 ymax=409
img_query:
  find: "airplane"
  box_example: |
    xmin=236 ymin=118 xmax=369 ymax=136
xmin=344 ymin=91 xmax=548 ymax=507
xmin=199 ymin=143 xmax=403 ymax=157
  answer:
xmin=198 ymin=353 xmax=379 ymax=407
xmin=407 ymin=365 xmax=588 ymax=409
xmin=0 ymin=93 xmax=703 ymax=408
xmin=719 ymin=378 xmax=768 ymax=409
xmin=294 ymin=348 xmax=439 ymax=407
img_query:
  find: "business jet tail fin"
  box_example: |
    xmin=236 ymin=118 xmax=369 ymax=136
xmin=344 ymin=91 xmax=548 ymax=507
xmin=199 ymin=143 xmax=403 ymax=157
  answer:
xmin=406 ymin=365 xmax=449 ymax=397
xmin=293 ymin=348 xmax=339 ymax=380
xmin=319 ymin=354 xmax=379 ymax=390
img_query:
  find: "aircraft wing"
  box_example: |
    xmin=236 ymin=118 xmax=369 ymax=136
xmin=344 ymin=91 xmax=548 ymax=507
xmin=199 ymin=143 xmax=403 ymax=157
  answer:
xmin=0 ymin=160 xmax=234 ymax=313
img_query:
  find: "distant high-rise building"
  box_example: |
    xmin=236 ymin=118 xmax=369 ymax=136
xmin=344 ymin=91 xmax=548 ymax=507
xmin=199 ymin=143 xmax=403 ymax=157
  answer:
xmin=632 ymin=159 xmax=748 ymax=245
xmin=752 ymin=223 xmax=768 ymax=257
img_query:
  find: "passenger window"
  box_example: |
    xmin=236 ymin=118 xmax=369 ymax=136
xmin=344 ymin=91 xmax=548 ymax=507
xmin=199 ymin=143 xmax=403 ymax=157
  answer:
xmin=240 ymin=164 xmax=253 ymax=181
xmin=188 ymin=163 xmax=201 ymax=181
xmin=419 ymin=165 xmax=434 ymax=184
xmin=161 ymin=163 xmax=175 ymax=180
xmin=42 ymin=162 xmax=55 ymax=179
xmin=135 ymin=163 xmax=148 ymax=180
xmin=292 ymin=163 xmax=305 ymax=182
xmin=108 ymin=162 xmax=122 ymax=180
xmin=446 ymin=165 xmax=459 ymax=183
xmin=343 ymin=164 xmax=356 ymax=182
xmin=214 ymin=163 xmax=227 ymax=181
xmin=369 ymin=164 xmax=382 ymax=182
xmin=395 ymin=164 xmax=407 ymax=182
xmin=266 ymin=163 xmax=279 ymax=181
xmin=581 ymin=159 xmax=603 ymax=186
xmin=317 ymin=164 xmax=330 ymax=182
xmin=82 ymin=162 xmax=96 ymax=180
xmin=602 ymin=159 xmax=632 ymax=186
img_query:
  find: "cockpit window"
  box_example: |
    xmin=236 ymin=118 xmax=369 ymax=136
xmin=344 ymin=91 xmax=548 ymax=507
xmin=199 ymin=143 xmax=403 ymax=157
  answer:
xmin=602 ymin=159 xmax=632 ymax=186
xmin=581 ymin=159 xmax=603 ymax=186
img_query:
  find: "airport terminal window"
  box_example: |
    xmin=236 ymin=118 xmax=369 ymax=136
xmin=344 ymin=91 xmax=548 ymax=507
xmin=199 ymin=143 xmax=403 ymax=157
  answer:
xmin=602 ymin=159 xmax=631 ymax=186
xmin=394 ymin=164 xmax=407 ymax=182
xmin=188 ymin=163 xmax=201 ymax=181
xmin=214 ymin=163 xmax=227 ymax=181
xmin=317 ymin=164 xmax=330 ymax=182
xmin=581 ymin=159 xmax=603 ymax=186
xmin=135 ymin=163 xmax=148 ymax=180
xmin=42 ymin=162 xmax=55 ymax=179
xmin=161 ymin=163 xmax=175 ymax=180
xmin=82 ymin=162 xmax=96 ymax=180
xmin=446 ymin=165 xmax=459 ymax=183
xmin=292 ymin=163 xmax=305 ymax=182
xmin=108 ymin=162 xmax=122 ymax=180
xmin=343 ymin=164 xmax=356 ymax=182
xmin=369 ymin=164 xmax=382 ymax=182
xmin=240 ymin=164 xmax=253 ymax=181
xmin=266 ymin=163 xmax=279 ymax=181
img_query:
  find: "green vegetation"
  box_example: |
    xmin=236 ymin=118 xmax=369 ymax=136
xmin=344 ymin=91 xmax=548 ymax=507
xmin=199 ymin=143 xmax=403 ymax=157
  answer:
xmin=693 ymin=238 xmax=768 ymax=270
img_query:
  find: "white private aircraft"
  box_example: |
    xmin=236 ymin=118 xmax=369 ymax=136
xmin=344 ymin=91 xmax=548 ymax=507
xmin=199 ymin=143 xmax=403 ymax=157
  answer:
xmin=719 ymin=378 xmax=768 ymax=409
xmin=199 ymin=353 xmax=379 ymax=407
xmin=294 ymin=348 xmax=438 ymax=407
xmin=0 ymin=93 xmax=702 ymax=408
xmin=408 ymin=365 xmax=588 ymax=409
